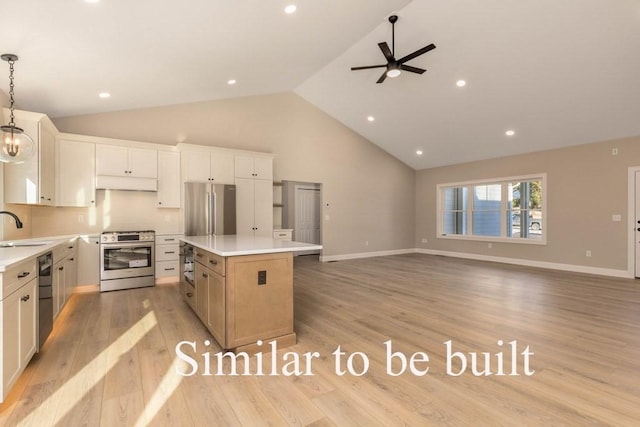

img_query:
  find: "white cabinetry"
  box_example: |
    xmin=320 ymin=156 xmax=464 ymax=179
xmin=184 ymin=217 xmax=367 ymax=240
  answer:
xmin=56 ymin=138 xmax=96 ymax=207
xmin=1 ymin=259 xmax=37 ymax=403
xmin=157 ymin=151 xmax=181 ymax=208
xmin=95 ymin=145 xmax=157 ymax=191
xmin=2 ymin=109 xmax=57 ymax=205
xmin=155 ymin=234 xmax=182 ymax=281
xmin=234 ymin=156 xmax=273 ymax=180
xmin=236 ymin=178 xmax=273 ymax=237
xmin=52 ymin=240 xmax=77 ymax=319
xmin=181 ymin=150 xmax=235 ymax=184
xmin=235 ymin=155 xmax=273 ymax=237
xmin=96 ymin=145 xmax=157 ymax=178
xmin=77 ymin=235 xmax=100 ymax=287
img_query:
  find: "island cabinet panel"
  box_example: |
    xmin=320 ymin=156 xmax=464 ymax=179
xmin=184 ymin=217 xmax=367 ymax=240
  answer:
xmin=188 ymin=246 xmax=295 ymax=351
xmin=225 ymin=253 xmax=293 ymax=348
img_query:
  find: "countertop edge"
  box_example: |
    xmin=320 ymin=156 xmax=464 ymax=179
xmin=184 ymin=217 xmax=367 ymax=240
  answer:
xmin=181 ymin=236 xmax=323 ymax=257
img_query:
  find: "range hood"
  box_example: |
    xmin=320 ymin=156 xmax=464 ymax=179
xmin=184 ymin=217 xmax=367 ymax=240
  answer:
xmin=96 ymin=175 xmax=157 ymax=192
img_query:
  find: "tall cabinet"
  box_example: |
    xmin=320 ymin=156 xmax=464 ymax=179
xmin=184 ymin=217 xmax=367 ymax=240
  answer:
xmin=56 ymin=136 xmax=96 ymax=207
xmin=235 ymin=156 xmax=273 ymax=237
xmin=2 ymin=109 xmax=57 ymax=205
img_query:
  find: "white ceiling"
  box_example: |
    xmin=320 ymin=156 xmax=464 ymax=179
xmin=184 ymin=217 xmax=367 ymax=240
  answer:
xmin=2 ymin=0 xmax=640 ymax=169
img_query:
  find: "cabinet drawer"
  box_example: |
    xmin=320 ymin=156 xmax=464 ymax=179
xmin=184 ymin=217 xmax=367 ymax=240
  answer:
xmin=53 ymin=239 xmax=77 ymax=263
xmin=194 ymin=248 xmax=225 ymax=276
xmin=273 ymin=230 xmax=292 ymax=241
xmin=156 ymin=244 xmax=179 ymax=261
xmin=156 ymin=234 xmax=182 ymax=245
xmin=156 ymin=260 xmax=179 ymax=277
xmin=1 ymin=258 xmax=37 ymax=300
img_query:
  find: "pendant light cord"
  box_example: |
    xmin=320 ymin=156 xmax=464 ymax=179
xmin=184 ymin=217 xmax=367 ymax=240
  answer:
xmin=7 ymin=58 xmax=15 ymax=128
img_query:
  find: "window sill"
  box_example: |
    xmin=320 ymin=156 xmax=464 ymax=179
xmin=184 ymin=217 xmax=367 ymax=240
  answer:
xmin=437 ymin=234 xmax=547 ymax=245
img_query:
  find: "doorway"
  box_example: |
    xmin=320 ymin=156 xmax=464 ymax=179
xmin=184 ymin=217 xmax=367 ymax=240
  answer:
xmin=282 ymin=181 xmax=321 ymax=254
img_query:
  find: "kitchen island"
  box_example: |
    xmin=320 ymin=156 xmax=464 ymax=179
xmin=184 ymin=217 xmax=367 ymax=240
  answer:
xmin=180 ymin=235 xmax=322 ymax=353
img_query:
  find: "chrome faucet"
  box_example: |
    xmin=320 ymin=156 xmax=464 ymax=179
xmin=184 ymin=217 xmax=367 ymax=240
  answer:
xmin=0 ymin=211 xmax=24 ymax=229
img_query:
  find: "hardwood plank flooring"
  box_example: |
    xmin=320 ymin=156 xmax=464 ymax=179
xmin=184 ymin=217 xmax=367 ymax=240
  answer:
xmin=1 ymin=253 xmax=639 ymax=426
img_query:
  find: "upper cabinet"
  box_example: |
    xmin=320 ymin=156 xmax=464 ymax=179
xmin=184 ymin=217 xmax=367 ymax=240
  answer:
xmin=157 ymin=151 xmax=181 ymax=208
xmin=234 ymin=156 xmax=273 ymax=180
xmin=96 ymin=145 xmax=157 ymax=178
xmin=95 ymin=145 xmax=157 ymax=191
xmin=181 ymin=150 xmax=235 ymax=184
xmin=2 ymin=109 xmax=57 ymax=205
xmin=56 ymin=137 xmax=96 ymax=207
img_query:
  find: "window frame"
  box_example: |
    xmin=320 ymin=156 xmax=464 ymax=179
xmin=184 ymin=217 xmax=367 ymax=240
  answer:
xmin=436 ymin=173 xmax=547 ymax=245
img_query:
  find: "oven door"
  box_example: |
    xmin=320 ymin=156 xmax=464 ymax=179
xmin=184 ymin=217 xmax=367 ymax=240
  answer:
xmin=100 ymin=241 xmax=155 ymax=280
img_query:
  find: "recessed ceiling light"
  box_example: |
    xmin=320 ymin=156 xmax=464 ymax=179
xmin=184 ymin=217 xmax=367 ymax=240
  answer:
xmin=456 ymin=80 xmax=466 ymax=87
xmin=505 ymin=130 xmax=515 ymax=136
xmin=98 ymin=92 xmax=110 ymax=98
xmin=367 ymin=116 xmax=375 ymax=122
xmin=416 ymin=150 xmax=424 ymax=156
xmin=227 ymin=79 xmax=237 ymax=85
xmin=284 ymin=4 xmax=297 ymax=14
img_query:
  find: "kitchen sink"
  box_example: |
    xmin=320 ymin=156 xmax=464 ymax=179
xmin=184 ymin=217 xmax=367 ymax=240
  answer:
xmin=0 ymin=241 xmax=51 ymax=248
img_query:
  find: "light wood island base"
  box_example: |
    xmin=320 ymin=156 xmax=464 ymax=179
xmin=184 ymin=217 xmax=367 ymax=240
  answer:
xmin=189 ymin=249 xmax=296 ymax=352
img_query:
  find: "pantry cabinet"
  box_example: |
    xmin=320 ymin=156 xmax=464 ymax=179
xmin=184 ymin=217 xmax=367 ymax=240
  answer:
xmin=2 ymin=109 xmax=57 ymax=205
xmin=56 ymin=138 xmax=96 ymax=207
xmin=234 ymin=155 xmax=273 ymax=180
xmin=236 ymin=178 xmax=273 ymax=237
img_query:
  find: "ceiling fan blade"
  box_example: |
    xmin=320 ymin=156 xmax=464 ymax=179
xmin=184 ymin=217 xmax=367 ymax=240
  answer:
xmin=376 ymin=71 xmax=387 ymax=84
xmin=350 ymin=65 xmax=387 ymax=71
xmin=378 ymin=42 xmax=395 ymax=62
xmin=397 ymin=43 xmax=436 ymax=64
xmin=401 ymin=64 xmax=426 ymax=74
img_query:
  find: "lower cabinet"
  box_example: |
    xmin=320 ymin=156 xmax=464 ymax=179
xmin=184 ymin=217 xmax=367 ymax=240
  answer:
xmin=156 ymin=234 xmax=182 ymax=282
xmin=189 ymin=248 xmax=293 ymax=351
xmin=1 ymin=276 xmax=37 ymax=403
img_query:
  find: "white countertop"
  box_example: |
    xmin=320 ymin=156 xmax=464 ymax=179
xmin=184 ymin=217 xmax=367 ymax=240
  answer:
xmin=181 ymin=235 xmax=322 ymax=257
xmin=0 ymin=235 xmax=78 ymax=272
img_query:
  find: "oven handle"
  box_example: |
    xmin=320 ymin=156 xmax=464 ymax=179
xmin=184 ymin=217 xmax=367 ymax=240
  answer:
xmin=101 ymin=241 xmax=155 ymax=248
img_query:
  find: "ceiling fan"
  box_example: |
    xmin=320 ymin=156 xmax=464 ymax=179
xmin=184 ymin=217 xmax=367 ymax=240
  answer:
xmin=351 ymin=15 xmax=436 ymax=84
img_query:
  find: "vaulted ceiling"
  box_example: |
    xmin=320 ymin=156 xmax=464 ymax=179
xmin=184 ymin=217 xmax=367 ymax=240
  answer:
xmin=2 ymin=0 xmax=640 ymax=169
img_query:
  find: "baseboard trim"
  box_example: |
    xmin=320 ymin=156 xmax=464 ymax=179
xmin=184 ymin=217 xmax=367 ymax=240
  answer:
xmin=320 ymin=248 xmax=416 ymax=262
xmin=415 ymin=248 xmax=633 ymax=279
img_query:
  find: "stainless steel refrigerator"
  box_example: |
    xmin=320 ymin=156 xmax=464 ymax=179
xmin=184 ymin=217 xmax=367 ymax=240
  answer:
xmin=184 ymin=182 xmax=236 ymax=236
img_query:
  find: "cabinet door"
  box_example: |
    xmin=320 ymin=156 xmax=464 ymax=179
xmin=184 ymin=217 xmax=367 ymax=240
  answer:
xmin=207 ymin=272 xmax=225 ymax=346
xmin=210 ymin=152 xmax=235 ymax=184
xmin=53 ymin=262 xmax=64 ymax=319
xmin=194 ymin=262 xmax=209 ymax=322
xmin=2 ymin=290 xmax=21 ymax=395
xmin=64 ymin=255 xmax=77 ymax=305
xmin=234 ymin=156 xmax=255 ymax=179
xmin=253 ymin=157 xmax=273 ymax=180
xmin=253 ymin=179 xmax=273 ymax=237
xmin=157 ymin=151 xmax=181 ymax=208
xmin=96 ymin=145 xmax=128 ymax=177
xmin=129 ymin=147 xmax=158 ymax=178
xmin=181 ymin=150 xmax=211 ymax=182
xmin=57 ymin=139 xmax=96 ymax=207
xmin=235 ymin=178 xmax=255 ymax=235
xmin=77 ymin=236 xmax=100 ymax=286
xmin=19 ymin=280 xmax=37 ymax=367
xmin=38 ymin=121 xmax=56 ymax=205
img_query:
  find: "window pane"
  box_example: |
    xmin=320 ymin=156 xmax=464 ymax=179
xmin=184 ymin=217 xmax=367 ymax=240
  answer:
xmin=443 ymin=211 xmax=467 ymax=235
xmin=473 ymin=184 xmax=501 ymax=236
xmin=443 ymin=187 xmax=467 ymax=210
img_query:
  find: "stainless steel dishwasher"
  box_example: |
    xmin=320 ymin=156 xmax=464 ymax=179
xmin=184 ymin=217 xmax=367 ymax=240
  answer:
xmin=37 ymin=252 xmax=53 ymax=350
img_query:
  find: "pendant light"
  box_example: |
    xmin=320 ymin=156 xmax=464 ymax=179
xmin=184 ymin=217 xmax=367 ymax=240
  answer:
xmin=0 ymin=54 xmax=35 ymax=164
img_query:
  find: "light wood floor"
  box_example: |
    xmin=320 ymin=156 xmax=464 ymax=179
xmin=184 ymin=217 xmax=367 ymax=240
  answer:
xmin=1 ymin=254 xmax=639 ymax=426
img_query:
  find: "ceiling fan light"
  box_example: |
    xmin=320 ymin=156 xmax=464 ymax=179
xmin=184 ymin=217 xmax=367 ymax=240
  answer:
xmin=386 ymin=68 xmax=401 ymax=78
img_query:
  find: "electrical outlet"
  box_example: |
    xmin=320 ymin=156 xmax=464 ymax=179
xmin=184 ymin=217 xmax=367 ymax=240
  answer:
xmin=611 ymin=148 xmax=618 ymax=156
xmin=586 ymin=250 xmax=592 ymax=257
xmin=78 ymin=214 xmax=84 ymax=223
xmin=258 ymin=270 xmax=267 ymax=285
xmin=488 ymin=243 xmax=492 ymax=249
xmin=612 ymin=214 xmax=621 ymax=222
xmin=365 ymin=240 xmax=369 ymax=246
xmin=421 ymin=238 xmax=427 ymax=244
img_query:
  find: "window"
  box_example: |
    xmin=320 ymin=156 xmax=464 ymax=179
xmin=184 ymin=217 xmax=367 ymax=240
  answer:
xmin=437 ymin=174 xmax=546 ymax=244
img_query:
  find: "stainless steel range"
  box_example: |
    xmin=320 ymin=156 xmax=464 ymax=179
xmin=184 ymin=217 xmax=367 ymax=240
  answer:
xmin=100 ymin=230 xmax=155 ymax=292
